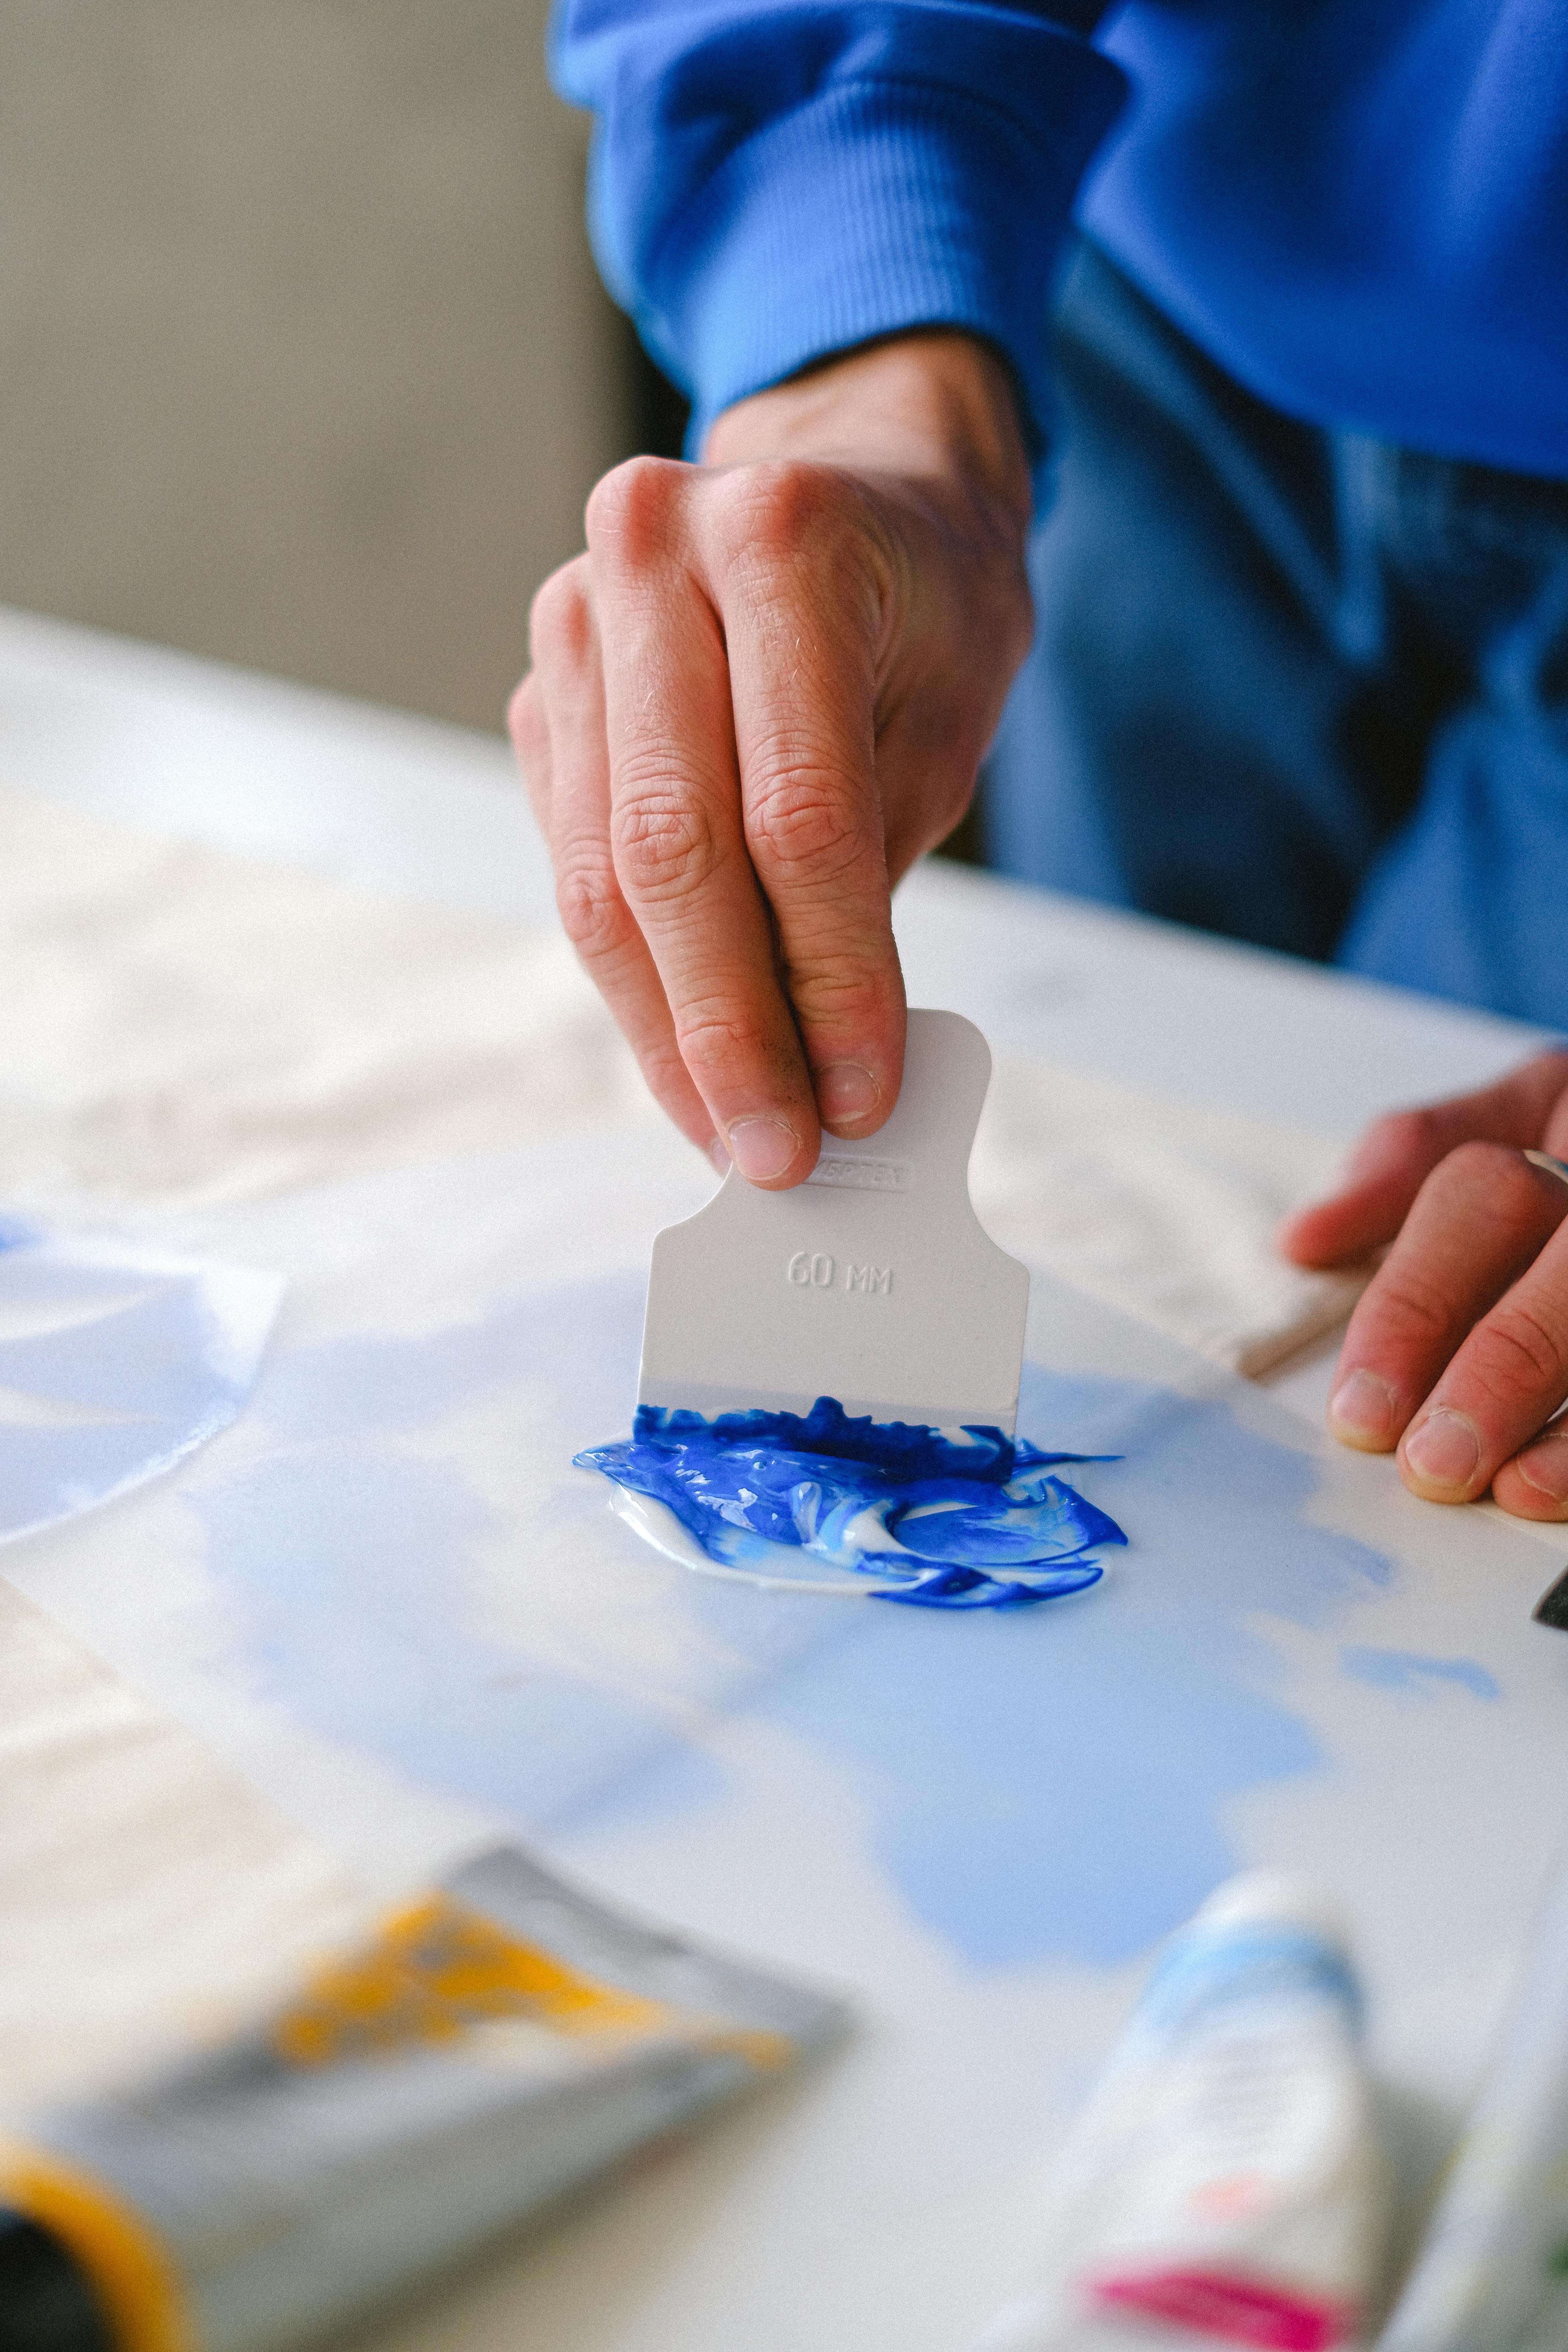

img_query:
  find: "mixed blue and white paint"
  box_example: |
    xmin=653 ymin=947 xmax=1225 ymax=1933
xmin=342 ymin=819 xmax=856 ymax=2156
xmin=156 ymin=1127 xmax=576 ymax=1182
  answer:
xmin=576 ymin=1397 xmax=1126 ymax=1608
xmin=1 ymin=1236 xmax=1536 ymax=1981
xmin=177 ymin=1271 xmax=1397 ymax=1968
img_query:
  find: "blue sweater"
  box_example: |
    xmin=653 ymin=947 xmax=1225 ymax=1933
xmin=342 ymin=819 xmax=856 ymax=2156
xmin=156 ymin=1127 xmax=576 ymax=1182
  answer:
xmin=551 ymin=1 xmax=1567 ymax=477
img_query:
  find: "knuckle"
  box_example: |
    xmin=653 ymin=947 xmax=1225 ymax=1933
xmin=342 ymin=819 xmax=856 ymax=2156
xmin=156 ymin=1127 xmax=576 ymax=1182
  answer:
xmin=1443 ymin=1137 xmax=1522 ymax=1185
xmin=553 ymin=847 xmax=633 ymax=966
xmin=1427 ymin=1138 xmax=1566 ymax=1228
xmin=610 ymin=779 xmax=720 ymax=905
xmin=673 ymin=1000 xmax=796 ymax=1089
xmin=1424 ymin=1137 xmax=1532 ymax=1211
xmin=1468 ymin=1300 xmax=1568 ymax=1404
xmin=586 ymin=455 xmax=686 ymax=567
xmin=1362 ymin=1267 xmax=1456 ymax=1351
xmin=707 ymin=465 xmax=881 ymax=611
xmin=710 ymin=463 xmax=836 ymax=568
xmin=746 ymin=760 xmax=874 ymax=883
xmin=528 ymin=560 xmax=593 ymax=670
xmin=788 ymin=957 xmax=898 ymax=1038
xmin=1370 ymin=1107 xmax=1446 ymax=1166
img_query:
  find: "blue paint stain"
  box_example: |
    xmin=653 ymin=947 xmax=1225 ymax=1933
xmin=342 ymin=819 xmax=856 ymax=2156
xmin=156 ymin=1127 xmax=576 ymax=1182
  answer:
xmin=193 ymin=1440 xmax=729 ymax=1827
xmin=1341 ymin=1646 xmax=1500 ymax=1701
xmin=188 ymin=1273 xmax=1395 ymax=1974
xmin=191 ymin=1272 xmax=725 ymax=1830
xmin=737 ymin=1362 xmax=1393 ymax=1966
xmin=575 ymin=1396 xmax=1126 ymax=1607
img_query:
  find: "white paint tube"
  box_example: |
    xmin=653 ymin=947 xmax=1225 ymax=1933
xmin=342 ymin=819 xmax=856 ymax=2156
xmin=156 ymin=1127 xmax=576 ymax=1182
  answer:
xmin=0 ymin=1845 xmax=845 ymax=2352
xmin=1377 ymin=1844 xmax=1568 ymax=2352
xmin=972 ymin=1874 xmax=1389 ymax=2352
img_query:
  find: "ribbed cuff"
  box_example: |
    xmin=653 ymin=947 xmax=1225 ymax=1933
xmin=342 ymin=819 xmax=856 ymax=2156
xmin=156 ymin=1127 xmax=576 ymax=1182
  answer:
xmin=635 ymin=51 xmax=1125 ymax=452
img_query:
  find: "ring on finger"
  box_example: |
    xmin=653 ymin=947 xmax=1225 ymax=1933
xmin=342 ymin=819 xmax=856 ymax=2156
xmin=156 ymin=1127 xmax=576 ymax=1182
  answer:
xmin=1524 ymin=1148 xmax=1568 ymax=1191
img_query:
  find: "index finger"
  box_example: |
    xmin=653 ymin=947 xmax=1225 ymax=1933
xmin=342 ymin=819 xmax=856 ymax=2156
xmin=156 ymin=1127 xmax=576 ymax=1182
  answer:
xmin=1335 ymin=1138 xmax=1568 ymax=1467
xmin=1399 ymin=1212 xmax=1568 ymax=1508
xmin=1281 ymin=1049 xmax=1568 ymax=1268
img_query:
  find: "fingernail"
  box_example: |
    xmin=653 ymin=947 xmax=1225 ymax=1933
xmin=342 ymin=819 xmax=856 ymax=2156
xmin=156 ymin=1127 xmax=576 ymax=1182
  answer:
xmin=815 ymin=1061 xmax=880 ymax=1125
xmin=1515 ymin=1438 xmax=1568 ymax=1504
xmin=1328 ymin=1368 xmax=1399 ymax=1446
xmin=727 ymin=1116 xmax=799 ymax=1184
xmin=706 ymin=1137 xmax=731 ymax=1175
xmin=1404 ymin=1408 xmax=1481 ymax=1494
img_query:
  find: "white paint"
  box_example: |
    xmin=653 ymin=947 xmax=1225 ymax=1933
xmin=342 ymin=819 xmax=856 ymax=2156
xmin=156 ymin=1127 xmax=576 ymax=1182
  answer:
xmin=602 ymin=1485 xmax=891 ymax=1599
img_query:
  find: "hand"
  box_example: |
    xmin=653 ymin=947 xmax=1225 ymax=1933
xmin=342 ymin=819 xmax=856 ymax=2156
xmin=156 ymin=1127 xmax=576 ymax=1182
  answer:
xmin=510 ymin=332 xmax=1033 ymax=1187
xmin=1280 ymin=1052 xmax=1568 ymax=1519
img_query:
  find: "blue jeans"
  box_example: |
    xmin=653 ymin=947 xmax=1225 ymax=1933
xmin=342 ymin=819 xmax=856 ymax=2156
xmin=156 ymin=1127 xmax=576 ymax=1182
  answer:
xmin=985 ymin=237 xmax=1568 ymax=1031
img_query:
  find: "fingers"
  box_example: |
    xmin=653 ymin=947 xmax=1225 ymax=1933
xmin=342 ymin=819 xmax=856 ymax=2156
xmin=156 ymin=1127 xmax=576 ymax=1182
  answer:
xmin=520 ymin=553 xmax=720 ymax=1160
xmin=522 ymin=459 xmax=902 ymax=1188
xmin=1281 ymin=1049 xmax=1568 ymax=1269
xmin=1401 ymin=1217 xmax=1568 ymax=1513
xmin=1494 ymin=1410 xmax=1568 ymax=1519
xmin=719 ymin=465 xmax=907 ymax=1140
xmin=589 ymin=459 xmax=827 ymax=1187
xmin=518 ymin=368 xmax=1031 ymax=1190
xmin=1325 ymin=1141 xmax=1568 ymax=1509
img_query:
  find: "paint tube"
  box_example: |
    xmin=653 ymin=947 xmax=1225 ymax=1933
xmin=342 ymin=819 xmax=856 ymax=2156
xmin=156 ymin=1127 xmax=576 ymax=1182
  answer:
xmin=0 ymin=1844 xmax=845 ymax=2352
xmin=1377 ymin=1843 xmax=1568 ymax=2352
xmin=972 ymin=1874 xmax=1388 ymax=2352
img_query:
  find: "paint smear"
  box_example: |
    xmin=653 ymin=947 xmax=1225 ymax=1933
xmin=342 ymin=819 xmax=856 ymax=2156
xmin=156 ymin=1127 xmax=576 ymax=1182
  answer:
xmin=743 ymin=1361 xmax=1393 ymax=1965
xmin=1341 ymin=1647 xmax=1500 ymax=1701
xmin=575 ymin=1397 xmax=1126 ymax=1608
xmin=190 ymin=1272 xmax=1393 ymax=1971
xmin=0 ymin=1224 xmax=280 ymax=1544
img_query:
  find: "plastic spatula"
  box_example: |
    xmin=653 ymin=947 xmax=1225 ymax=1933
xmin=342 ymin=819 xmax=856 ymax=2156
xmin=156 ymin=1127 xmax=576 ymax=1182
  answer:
xmin=638 ymin=1009 xmax=1030 ymax=1432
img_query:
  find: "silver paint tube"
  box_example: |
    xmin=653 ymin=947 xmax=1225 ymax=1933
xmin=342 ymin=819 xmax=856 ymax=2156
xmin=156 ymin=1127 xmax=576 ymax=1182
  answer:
xmin=0 ymin=1845 xmax=845 ymax=2352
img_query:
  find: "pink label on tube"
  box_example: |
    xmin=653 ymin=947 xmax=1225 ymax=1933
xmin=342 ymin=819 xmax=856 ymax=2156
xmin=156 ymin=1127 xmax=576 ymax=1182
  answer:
xmin=1091 ymin=2268 xmax=1356 ymax=2350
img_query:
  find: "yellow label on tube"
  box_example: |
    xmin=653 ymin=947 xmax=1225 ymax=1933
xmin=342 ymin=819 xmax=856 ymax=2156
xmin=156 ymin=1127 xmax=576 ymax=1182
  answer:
xmin=0 ymin=2135 xmax=191 ymax=2352
xmin=272 ymin=1890 xmax=677 ymax=2065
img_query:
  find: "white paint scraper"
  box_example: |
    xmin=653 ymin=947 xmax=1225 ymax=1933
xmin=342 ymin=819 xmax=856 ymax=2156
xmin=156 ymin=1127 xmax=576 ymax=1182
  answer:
xmin=639 ymin=1009 xmax=1029 ymax=1433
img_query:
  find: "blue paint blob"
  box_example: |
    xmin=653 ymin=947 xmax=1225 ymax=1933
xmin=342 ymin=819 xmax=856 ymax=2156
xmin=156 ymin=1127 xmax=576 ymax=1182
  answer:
xmin=575 ymin=1396 xmax=1127 ymax=1608
xmin=1341 ymin=1646 xmax=1501 ymax=1701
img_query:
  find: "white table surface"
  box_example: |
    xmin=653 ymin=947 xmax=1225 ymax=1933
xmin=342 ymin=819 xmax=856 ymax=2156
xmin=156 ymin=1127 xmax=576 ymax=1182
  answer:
xmin=3 ymin=603 xmax=1565 ymax=2350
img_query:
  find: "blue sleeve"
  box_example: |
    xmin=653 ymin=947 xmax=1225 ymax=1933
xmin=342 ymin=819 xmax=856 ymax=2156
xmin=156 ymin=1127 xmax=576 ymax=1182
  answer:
xmin=550 ymin=0 xmax=1127 ymax=451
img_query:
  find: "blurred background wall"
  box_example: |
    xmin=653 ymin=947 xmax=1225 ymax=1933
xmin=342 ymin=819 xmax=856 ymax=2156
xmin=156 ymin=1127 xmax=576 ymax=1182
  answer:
xmin=0 ymin=0 xmax=661 ymax=732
